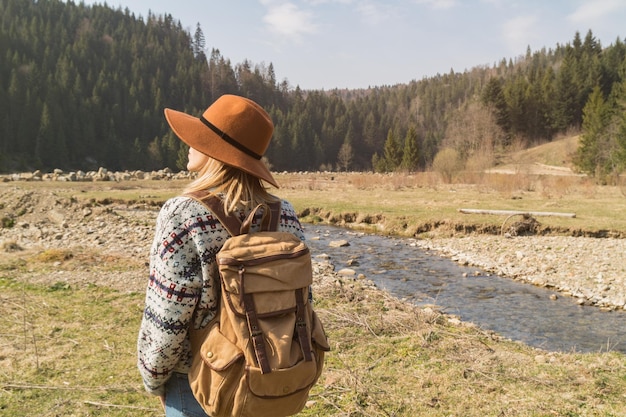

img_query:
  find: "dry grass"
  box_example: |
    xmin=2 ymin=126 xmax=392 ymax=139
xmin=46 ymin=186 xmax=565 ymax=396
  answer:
xmin=500 ymin=134 xmax=580 ymax=168
xmin=1 ymin=251 xmax=625 ymax=416
xmin=1 ymin=136 xmax=625 ymax=415
xmin=274 ymin=171 xmax=626 ymax=238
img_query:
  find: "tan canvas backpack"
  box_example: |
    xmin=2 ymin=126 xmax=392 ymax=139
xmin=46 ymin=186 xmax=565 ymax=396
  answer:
xmin=187 ymin=195 xmax=330 ymax=417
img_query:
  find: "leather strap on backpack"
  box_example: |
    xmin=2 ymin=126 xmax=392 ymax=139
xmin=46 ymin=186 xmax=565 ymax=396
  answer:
xmin=240 ymin=268 xmax=272 ymax=374
xmin=185 ymin=191 xmax=281 ymax=235
xmin=185 ymin=191 xmax=242 ymax=236
xmin=295 ymin=289 xmax=314 ymax=362
xmin=240 ymin=202 xmax=281 ymax=234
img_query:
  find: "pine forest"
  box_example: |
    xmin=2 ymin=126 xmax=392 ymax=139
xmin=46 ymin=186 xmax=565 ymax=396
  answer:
xmin=2 ymin=0 xmax=626 ymax=182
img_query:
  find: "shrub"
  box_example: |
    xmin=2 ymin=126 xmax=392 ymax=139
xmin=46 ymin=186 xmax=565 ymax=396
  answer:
xmin=432 ymin=148 xmax=462 ymax=183
xmin=1 ymin=216 xmax=14 ymax=228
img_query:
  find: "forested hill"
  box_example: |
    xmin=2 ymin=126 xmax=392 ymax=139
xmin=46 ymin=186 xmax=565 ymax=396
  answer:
xmin=2 ymin=0 xmax=626 ymax=180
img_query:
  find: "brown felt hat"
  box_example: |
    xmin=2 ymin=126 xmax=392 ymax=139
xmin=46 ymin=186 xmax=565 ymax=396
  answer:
xmin=164 ymin=94 xmax=278 ymax=188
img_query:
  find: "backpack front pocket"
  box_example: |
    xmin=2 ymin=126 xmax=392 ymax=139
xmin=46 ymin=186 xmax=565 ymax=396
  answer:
xmin=189 ymin=323 xmax=244 ymax=413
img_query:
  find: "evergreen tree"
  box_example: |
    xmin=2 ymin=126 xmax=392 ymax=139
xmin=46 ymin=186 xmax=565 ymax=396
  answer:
xmin=176 ymin=139 xmax=189 ymax=171
xmin=607 ymin=74 xmax=626 ymax=177
xmin=192 ymin=22 xmax=206 ymax=60
xmin=482 ymin=77 xmax=511 ymax=136
xmin=574 ymin=86 xmax=610 ymax=177
xmin=616 ymin=114 xmax=626 ymax=174
xmin=371 ymin=152 xmax=383 ymax=173
xmin=505 ymin=74 xmax=529 ymax=138
xmin=382 ymin=129 xmax=402 ymax=172
xmin=551 ymin=49 xmax=579 ymax=132
xmin=400 ymin=126 xmax=419 ymax=172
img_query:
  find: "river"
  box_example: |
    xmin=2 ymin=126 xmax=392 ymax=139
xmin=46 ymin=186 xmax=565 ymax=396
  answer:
xmin=304 ymin=225 xmax=626 ymax=354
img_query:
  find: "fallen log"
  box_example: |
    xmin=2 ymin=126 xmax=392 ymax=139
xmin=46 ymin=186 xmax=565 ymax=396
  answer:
xmin=458 ymin=208 xmax=576 ymax=218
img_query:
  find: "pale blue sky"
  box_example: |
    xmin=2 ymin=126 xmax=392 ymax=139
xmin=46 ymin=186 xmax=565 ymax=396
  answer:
xmin=74 ymin=0 xmax=626 ymax=90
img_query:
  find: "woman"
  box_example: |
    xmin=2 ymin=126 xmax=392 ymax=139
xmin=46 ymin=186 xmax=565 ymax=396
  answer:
xmin=137 ymin=95 xmax=305 ymax=417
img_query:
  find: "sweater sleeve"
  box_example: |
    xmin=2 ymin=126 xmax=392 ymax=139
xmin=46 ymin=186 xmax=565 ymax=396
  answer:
xmin=277 ymin=199 xmax=306 ymax=241
xmin=136 ymin=197 xmax=220 ymax=395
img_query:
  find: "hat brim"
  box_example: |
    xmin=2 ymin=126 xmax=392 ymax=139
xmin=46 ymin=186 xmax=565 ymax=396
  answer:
xmin=164 ymin=108 xmax=279 ymax=188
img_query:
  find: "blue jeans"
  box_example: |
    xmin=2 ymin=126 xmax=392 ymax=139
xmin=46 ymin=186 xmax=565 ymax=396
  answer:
xmin=164 ymin=372 xmax=210 ymax=417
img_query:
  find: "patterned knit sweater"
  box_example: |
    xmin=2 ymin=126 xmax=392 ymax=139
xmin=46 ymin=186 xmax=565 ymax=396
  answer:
xmin=137 ymin=195 xmax=305 ymax=396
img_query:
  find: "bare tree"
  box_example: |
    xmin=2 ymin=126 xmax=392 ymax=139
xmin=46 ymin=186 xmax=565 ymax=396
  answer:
xmin=443 ymin=100 xmax=505 ymax=167
xmin=337 ymin=141 xmax=353 ymax=171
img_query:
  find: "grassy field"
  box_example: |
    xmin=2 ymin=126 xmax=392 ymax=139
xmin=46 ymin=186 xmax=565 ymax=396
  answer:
xmin=276 ymin=171 xmax=626 ymax=237
xmin=1 ymin=140 xmax=626 ymax=416
xmin=1 ymin=247 xmax=625 ymax=416
xmin=13 ymin=168 xmax=626 ymax=238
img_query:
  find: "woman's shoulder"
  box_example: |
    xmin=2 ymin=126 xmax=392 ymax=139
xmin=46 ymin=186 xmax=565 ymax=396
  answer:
xmin=160 ymin=194 xmax=296 ymax=220
xmin=158 ymin=195 xmax=213 ymax=220
xmin=278 ymin=199 xmax=297 ymax=213
xmin=271 ymin=195 xmax=294 ymax=210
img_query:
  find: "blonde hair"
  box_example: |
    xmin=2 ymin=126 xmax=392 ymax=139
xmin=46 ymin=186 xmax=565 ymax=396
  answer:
xmin=184 ymin=157 xmax=279 ymax=214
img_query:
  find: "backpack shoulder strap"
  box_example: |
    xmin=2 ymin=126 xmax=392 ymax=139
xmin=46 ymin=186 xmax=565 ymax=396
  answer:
xmin=267 ymin=201 xmax=281 ymax=231
xmin=185 ymin=191 xmax=282 ymax=236
xmin=238 ymin=200 xmax=282 ymax=234
xmin=184 ymin=191 xmax=242 ymax=236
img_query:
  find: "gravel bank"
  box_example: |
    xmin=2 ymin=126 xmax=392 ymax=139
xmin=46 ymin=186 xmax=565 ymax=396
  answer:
xmin=411 ymin=235 xmax=626 ymax=310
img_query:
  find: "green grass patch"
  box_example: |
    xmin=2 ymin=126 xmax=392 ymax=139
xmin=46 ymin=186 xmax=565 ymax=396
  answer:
xmin=0 ymin=279 xmax=160 ymax=416
xmin=1 ymin=216 xmax=15 ymax=228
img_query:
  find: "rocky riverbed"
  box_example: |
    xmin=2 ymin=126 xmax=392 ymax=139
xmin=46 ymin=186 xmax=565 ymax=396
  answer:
xmin=411 ymin=235 xmax=626 ymax=311
xmin=1 ymin=184 xmax=624 ymax=311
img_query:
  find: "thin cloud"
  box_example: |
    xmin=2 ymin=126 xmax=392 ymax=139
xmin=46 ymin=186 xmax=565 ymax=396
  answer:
xmin=568 ymin=0 xmax=626 ymax=23
xmin=355 ymin=1 xmax=398 ymax=25
xmin=261 ymin=1 xmax=318 ymax=40
xmin=501 ymin=14 xmax=539 ymax=54
xmin=306 ymin=0 xmax=353 ymax=5
xmin=414 ymin=0 xmax=458 ymax=10
xmin=304 ymin=0 xmax=397 ymax=26
xmin=479 ymin=0 xmax=505 ymax=6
